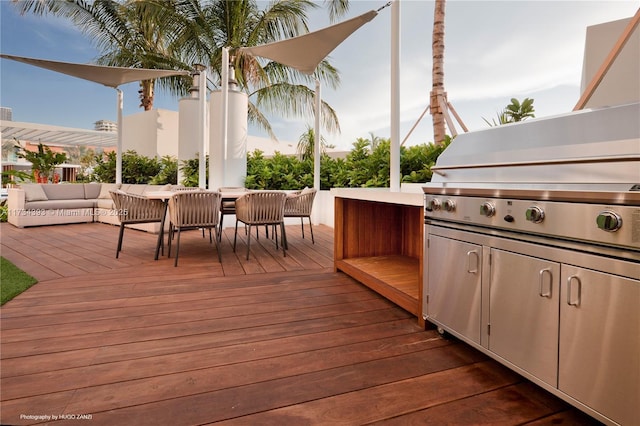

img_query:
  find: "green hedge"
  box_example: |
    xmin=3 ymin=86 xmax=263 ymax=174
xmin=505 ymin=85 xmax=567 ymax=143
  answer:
xmin=87 ymin=137 xmax=450 ymax=190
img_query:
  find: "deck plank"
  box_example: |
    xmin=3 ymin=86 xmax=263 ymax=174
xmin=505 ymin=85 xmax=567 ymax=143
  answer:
xmin=0 ymin=222 xmax=600 ymax=426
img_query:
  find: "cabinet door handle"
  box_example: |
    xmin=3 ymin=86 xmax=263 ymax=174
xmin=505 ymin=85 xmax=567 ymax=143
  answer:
xmin=539 ymin=268 xmax=553 ymax=298
xmin=567 ymin=275 xmax=582 ymax=307
xmin=466 ymin=250 xmax=479 ymax=274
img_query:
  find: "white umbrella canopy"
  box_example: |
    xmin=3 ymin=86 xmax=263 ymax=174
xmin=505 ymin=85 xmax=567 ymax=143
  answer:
xmin=0 ymin=54 xmax=190 ymax=184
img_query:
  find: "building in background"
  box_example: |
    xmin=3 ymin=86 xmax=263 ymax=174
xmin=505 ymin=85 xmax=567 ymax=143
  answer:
xmin=1 ymin=107 xmax=12 ymax=121
xmin=94 ymin=119 xmax=117 ymax=132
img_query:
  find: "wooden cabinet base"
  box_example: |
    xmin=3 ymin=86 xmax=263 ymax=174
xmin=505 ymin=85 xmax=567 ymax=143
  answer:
xmin=333 ymin=195 xmax=424 ymax=328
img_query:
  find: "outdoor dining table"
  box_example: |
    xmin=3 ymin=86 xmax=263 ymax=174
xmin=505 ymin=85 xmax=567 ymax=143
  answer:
xmin=144 ymin=190 xmax=175 ymax=260
xmin=144 ymin=189 xmax=295 ymax=261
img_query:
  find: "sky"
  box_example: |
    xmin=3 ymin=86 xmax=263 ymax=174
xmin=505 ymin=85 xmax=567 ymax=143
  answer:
xmin=1 ymin=0 xmax=638 ymax=151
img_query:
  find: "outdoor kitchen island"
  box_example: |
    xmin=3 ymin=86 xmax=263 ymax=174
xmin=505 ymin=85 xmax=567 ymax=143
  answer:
xmin=332 ymin=188 xmax=424 ymax=326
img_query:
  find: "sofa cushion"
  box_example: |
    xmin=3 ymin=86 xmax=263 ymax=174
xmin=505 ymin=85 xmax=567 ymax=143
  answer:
xmin=42 ymin=184 xmax=87 ymax=200
xmin=125 ymin=185 xmax=147 ymax=195
xmin=84 ymin=183 xmax=102 ymax=199
xmin=96 ymin=198 xmax=115 ymax=209
xmin=22 ymin=184 xmax=48 ymax=201
xmin=24 ymin=199 xmax=96 ymax=210
xmin=98 ymin=183 xmax=121 ymax=199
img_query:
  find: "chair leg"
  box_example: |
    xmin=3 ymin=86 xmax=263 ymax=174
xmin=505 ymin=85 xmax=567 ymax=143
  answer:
xmin=274 ymin=225 xmax=279 ymax=250
xmin=233 ymin=220 xmax=239 ymax=252
xmin=116 ymin=223 xmax=125 ymax=258
xmin=246 ymin=225 xmax=252 ymax=260
xmin=308 ymin=217 xmax=314 ymax=244
xmin=174 ymin=228 xmax=181 ymax=267
xmin=300 ymin=217 xmax=305 ymax=239
xmin=218 ymin=214 xmax=224 ymax=242
xmin=280 ymin=222 xmax=287 ymax=257
xmin=167 ymin=223 xmax=173 ymax=257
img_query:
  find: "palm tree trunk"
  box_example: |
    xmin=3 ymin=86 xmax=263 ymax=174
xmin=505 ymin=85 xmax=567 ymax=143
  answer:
xmin=139 ymin=80 xmax=154 ymax=110
xmin=431 ymin=0 xmax=446 ymax=145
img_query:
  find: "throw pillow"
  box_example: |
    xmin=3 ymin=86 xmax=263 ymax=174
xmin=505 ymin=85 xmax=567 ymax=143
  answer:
xmin=22 ymin=184 xmax=48 ymax=201
xmin=99 ymin=183 xmax=121 ymax=199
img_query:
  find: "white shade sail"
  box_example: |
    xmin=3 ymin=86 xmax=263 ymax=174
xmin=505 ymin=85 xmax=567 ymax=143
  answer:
xmin=1 ymin=54 xmax=190 ymax=184
xmin=0 ymin=54 xmax=189 ymax=88
xmin=241 ymin=10 xmax=378 ymax=75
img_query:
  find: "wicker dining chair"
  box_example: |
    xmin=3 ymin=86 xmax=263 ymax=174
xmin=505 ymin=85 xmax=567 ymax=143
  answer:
xmin=174 ymin=186 xmax=207 ymax=237
xmin=110 ymin=190 xmax=166 ymax=259
xmin=167 ymin=190 xmax=222 ymax=267
xmin=284 ymin=188 xmax=317 ymax=244
xmin=233 ymin=191 xmax=287 ymax=260
xmin=218 ymin=187 xmax=248 ymax=241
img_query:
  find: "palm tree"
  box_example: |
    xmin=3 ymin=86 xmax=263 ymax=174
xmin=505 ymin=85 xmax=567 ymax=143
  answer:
xmin=168 ymin=0 xmax=346 ymax=139
xmin=296 ymin=126 xmax=334 ymax=161
xmin=504 ymin=97 xmax=535 ymax=122
xmin=430 ymin=0 xmax=446 ymax=145
xmin=15 ymin=0 xmax=350 ymax=139
xmin=483 ymin=98 xmax=535 ymax=127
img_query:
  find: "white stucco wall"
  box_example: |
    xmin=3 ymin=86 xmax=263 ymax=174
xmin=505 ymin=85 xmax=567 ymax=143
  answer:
xmin=122 ymin=109 xmax=179 ymax=158
xmin=580 ymin=17 xmax=639 ymax=108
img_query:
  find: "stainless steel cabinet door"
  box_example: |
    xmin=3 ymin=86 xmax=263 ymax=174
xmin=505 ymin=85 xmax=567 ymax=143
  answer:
xmin=427 ymin=235 xmax=482 ymax=344
xmin=489 ymin=249 xmax=560 ymax=387
xmin=559 ymin=265 xmax=640 ymax=426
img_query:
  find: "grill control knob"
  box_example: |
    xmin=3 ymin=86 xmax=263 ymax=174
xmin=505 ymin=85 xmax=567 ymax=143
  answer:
xmin=426 ymin=198 xmax=441 ymax=212
xmin=525 ymin=206 xmax=545 ymax=223
xmin=596 ymin=211 xmax=622 ymax=232
xmin=443 ymin=199 xmax=456 ymax=212
xmin=479 ymin=202 xmax=495 ymax=217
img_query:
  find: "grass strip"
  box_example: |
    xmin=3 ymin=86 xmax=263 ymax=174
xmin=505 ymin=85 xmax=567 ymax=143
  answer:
xmin=1 ymin=257 xmax=37 ymax=305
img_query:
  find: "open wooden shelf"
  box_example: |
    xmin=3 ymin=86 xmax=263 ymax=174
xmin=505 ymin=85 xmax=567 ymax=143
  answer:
xmin=334 ymin=197 xmax=424 ymax=325
xmin=336 ymin=255 xmax=420 ymax=315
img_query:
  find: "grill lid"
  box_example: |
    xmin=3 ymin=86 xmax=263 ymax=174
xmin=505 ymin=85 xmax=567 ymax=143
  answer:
xmin=428 ymin=102 xmax=640 ymax=191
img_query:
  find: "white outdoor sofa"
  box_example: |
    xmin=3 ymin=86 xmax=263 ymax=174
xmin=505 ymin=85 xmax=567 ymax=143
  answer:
xmin=7 ymin=183 xmax=177 ymax=233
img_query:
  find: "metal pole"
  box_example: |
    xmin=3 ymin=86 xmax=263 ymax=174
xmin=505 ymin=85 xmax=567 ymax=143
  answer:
xmin=198 ymin=67 xmax=207 ymax=189
xmin=218 ymin=47 xmax=229 ymax=186
xmin=314 ymin=79 xmax=321 ymax=191
xmin=116 ymin=88 xmax=123 ymax=184
xmin=390 ymin=0 xmax=401 ymax=191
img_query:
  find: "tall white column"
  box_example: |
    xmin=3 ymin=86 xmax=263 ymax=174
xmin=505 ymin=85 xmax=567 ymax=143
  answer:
xmin=390 ymin=0 xmax=401 ymax=191
xmin=116 ymin=88 xmax=123 ymax=184
xmin=314 ymin=79 xmax=321 ymax=190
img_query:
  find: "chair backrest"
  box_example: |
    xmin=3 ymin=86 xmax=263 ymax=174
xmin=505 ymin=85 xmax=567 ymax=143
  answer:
xmin=168 ymin=190 xmax=221 ymax=228
xmin=235 ymin=191 xmax=287 ymax=225
xmin=110 ymin=190 xmax=165 ymax=224
xmin=284 ymin=188 xmax=317 ymax=216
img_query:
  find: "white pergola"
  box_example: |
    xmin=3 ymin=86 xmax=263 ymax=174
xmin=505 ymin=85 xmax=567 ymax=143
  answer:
xmin=1 ymin=120 xmax=117 ymax=148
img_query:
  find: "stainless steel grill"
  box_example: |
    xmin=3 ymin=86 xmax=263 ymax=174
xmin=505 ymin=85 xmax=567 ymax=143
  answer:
xmin=422 ymin=102 xmax=639 ymax=426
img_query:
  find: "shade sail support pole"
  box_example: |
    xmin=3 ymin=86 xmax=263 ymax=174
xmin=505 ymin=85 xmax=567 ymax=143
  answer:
xmin=221 ymin=47 xmax=229 ymax=188
xmin=116 ymin=88 xmax=123 ymax=185
xmin=314 ymin=79 xmax=321 ymax=191
xmin=198 ymin=67 xmax=207 ymax=189
xmin=390 ymin=0 xmax=401 ymax=191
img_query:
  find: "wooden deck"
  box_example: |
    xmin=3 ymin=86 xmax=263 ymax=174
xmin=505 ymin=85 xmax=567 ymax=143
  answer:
xmin=0 ymin=222 xmax=601 ymax=425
